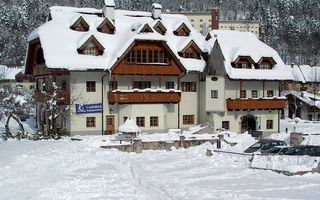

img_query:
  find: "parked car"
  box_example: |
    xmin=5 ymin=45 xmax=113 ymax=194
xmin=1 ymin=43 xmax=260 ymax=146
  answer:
xmin=261 ymin=146 xmax=292 ymax=155
xmin=283 ymin=145 xmax=320 ymax=156
xmin=244 ymin=140 xmax=287 ymax=153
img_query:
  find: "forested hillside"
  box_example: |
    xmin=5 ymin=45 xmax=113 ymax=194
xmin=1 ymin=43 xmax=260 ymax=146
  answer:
xmin=0 ymin=0 xmax=319 ymax=66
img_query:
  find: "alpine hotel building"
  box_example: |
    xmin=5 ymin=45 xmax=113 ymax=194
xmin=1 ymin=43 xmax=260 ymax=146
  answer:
xmin=25 ymin=0 xmax=293 ymax=136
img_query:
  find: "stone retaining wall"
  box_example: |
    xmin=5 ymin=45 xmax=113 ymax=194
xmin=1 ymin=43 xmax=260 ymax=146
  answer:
xmin=100 ymin=136 xmax=218 ymax=153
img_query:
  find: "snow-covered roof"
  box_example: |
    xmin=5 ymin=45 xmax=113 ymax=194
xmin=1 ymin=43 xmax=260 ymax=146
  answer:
xmin=0 ymin=65 xmax=24 ymax=81
xmin=28 ymin=6 xmax=207 ymax=72
xmin=282 ymin=90 xmax=320 ymax=109
xmin=207 ymin=30 xmax=293 ymax=80
xmin=152 ymin=3 xmax=162 ymax=9
xmin=290 ymin=64 xmax=320 ymax=83
xmin=119 ymin=118 xmax=141 ymax=133
xmin=104 ymin=0 xmax=115 ymax=7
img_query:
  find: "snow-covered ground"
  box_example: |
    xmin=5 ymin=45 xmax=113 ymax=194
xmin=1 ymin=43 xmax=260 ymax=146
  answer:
xmin=1 ymin=118 xmax=320 ymax=199
xmin=1 ymin=138 xmax=320 ymax=200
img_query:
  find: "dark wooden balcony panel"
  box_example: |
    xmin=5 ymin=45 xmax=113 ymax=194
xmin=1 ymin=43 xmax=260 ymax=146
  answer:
xmin=108 ymin=91 xmax=181 ymax=104
xmin=33 ymin=64 xmax=49 ymax=76
xmin=35 ymin=90 xmax=70 ymax=105
xmin=226 ymin=98 xmax=286 ymax=110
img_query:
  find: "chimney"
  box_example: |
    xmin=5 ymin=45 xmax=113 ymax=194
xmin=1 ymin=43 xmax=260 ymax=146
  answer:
xmin=103 ymin=0 xmax=115 ymax=22
xmin=211 ymin=8 xmax=219 ymax=30
xmin=152 ymin=3 xmax=162 ymax=19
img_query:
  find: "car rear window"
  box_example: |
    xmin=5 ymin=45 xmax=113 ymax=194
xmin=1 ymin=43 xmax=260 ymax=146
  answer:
xmin=251 ymin=142 xmax=262 ymax=148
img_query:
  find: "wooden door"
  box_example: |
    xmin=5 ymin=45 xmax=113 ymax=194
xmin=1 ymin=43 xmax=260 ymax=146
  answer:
xmin=106 ymin=115 xmax=115 ymax=135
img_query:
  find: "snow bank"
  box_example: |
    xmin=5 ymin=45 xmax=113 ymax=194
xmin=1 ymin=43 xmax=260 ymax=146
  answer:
xmin=251 ymin=155 xmax=320 ymax=173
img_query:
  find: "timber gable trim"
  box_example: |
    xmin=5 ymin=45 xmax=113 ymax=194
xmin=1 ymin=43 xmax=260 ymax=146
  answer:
xmin=174 ymin=23 xmax=191 ymax=36
xmin=77 ymin=35 xmax=105 ymax=56
xmin=153 ymin=21 xmax=167 ymax=35
xmin=139 ymin=24 xmax=154 ymax=33
xmin=110 ymin=40 xmax=186 ymax=75
xmin=97 ymin=17 xmax=115 ymax=34
xmin=70 ymin=16 xmax=89 ymax=32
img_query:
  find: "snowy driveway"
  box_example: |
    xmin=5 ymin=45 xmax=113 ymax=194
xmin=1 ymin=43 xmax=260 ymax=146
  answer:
xmin=0 ymin=139 xmax=320 ymax=200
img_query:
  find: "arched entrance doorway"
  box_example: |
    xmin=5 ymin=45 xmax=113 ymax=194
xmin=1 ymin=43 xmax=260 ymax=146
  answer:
xmin=241 ymin=115 xmax=256 ymax=133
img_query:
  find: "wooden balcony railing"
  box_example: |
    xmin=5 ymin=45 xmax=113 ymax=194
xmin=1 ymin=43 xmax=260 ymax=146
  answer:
xmin=35 ymin=90 xmax=70 ymax=105
xmin=226 ymin=98 xmax=286 ymax=110
xmin=108 ymin=91 xmax=181 ymax=104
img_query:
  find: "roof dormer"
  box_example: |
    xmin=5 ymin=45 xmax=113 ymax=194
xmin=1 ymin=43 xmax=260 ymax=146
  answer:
xmin=179 ymin=40 xmax=202 ymax=59
xmin=257 ymin=57 xmax=276 ymax=69
xmin=232 ymin=56 xmax=255 ymax=69
xmin=153 ymin=21 xmax=167 ymax=35
xmin=97 ymin=18 xmax=115 ymax=34
xmin=205 ymin=33 xmax=212 ymax=41
xmin=139 ymin=24 xmax=153 ymax=33
xmin=77 ymin=35 xmax=104 ymax=56
xmin=70 ymin=16 xmax=89 ymax=32
xmin=174 ymin=23 xmax=191 ymax=36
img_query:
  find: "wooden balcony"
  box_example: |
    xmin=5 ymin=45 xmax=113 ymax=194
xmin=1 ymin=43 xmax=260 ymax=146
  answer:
xmin=35 ymin=90 xmax=70 ymax=105
xmin=226 ymin=98 xmax=286 ymax=110
xmin=108 ymin=91 xmax=181 ymax=104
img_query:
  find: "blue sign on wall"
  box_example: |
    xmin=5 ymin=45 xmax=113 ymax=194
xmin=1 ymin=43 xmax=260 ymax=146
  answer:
xmin=76 ymin=103 xmax=103 ymax=114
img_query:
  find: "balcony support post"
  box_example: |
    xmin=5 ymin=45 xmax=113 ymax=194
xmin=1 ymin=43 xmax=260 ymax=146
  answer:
xmin=262 ymin=81 xmax=265 ymax=97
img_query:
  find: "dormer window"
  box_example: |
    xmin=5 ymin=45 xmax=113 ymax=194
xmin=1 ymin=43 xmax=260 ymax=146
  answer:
xmin=70 ymin=16 xmax=89 ymax=32
xmin=179 ymin=40 xmax=202 ymax=59
xmin=174 ymin=23 xmax=191 ymax=36
xmin=233 ymin=56 xmax=254 ymax=69
xmin=205 ymin=33 xmax=212 ymax=41
xmin=97 ymin=18 xmax=115 ymax=34
xmin=257 ymin=57 xmax=276 ymax=70
xmin=78 ymin=35 xmax=104 ymax=56
xmin=153 ymin=21 xmax=167 ymax=35
xmin=140 ymin=24 xmax=153 ymax=33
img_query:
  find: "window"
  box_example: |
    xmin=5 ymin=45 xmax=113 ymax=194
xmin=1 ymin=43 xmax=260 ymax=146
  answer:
xmin=181 ymin=82 xmax=196 ymax=92
xmin=260 ymin=64 xmax=270 ymax=69
xmin=211 ymin=90 xmax=218 ymax=98
xmin=183 ymin=115 xmax=194 ymax=125
xmin=222 ymin=121 xmax=229 ymax=130
xmin=86 ymin=81 xmax=95 ymax=92
xmin=150 ymin=116 xmax=159 ymax=127
xmin=241 ymin=63 xmax=247 ymax=68
xmin=154 ymin=50 xmax=158 ymax=63
xmin=84 ymin=49 xmax=97 ymax=56
xmin=240 ymin=90 xmax=246 ymax=98
xmin=142 ymin=50 xmax=147 ymax=62
xmin=86 ymin=117 xmax=95 ymax=127
xmin=137 ymin=50 xmax=141 ymax=62
xmin=148 ymin=50 xmax=153 ymax=63
xmin=251 ymin=90 xmax=258 ymax=98
xmin=159 ymin=51 xmax=164 ymax=63
xmin=123 ymin=117 xmax=128 ymax=123
xmin=267 ymin=90 xmax=274 ymax=97
xmin=266 ymin=120 xmax=273 ymax=129
xmin=108 ymin=81 xmax=118 ymax=90
xmin=133 ymin=81 xmax=151 ymax=89
xmin=166 ymin=81 xmax=174 ymax=89
xmin=107 ymin=118 xmax=113 ymax=125
xmin=136 ymin=117 xmax=145 ymax=127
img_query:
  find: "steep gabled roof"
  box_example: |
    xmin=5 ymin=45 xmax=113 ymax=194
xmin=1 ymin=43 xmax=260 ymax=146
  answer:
xmin=206 ymin=30 xmax=293 ymax=80
xmin=257 ymin=57 xmax=277 ymax=65
xmin=173 ymin=22 xmax=191 ymax=35
xmin=233 ymin=56 xmax=255 ymax=64
xmin=27 ymin=6 xmax=207 ymax=72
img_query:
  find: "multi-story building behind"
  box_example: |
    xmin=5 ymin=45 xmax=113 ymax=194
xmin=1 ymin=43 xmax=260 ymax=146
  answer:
xmin=170 ymin=9 xmax=260 ymax=37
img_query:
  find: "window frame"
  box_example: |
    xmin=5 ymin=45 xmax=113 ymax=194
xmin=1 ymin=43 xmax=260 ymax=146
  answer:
xmin=251 ymin=90 xmax=258 ymax=98
xmin=211 ymin=90 xmax=218 ymax=98
xmin=86 ymin=81 xmax=96 ymax=92
xmin=181 ymin=82 xmax=196 ymax=92
xmin=150 ymin=116 xmax=159 ymax=127
xmin=240 ymin=90 xmax=246 ymax=98
xmin=136 ymin=117 xmax=145 ymax=127
xmin=222 ymin=121 xmax=230 ymax=130
xmin=86 ymin=117 xmax=96 ymax=128
xmin=267 ymin=90 xmax=274 ymax=97
xmin=266 ymin=120 xmax=273 ymax=129
xmin=183 ymin=115 xmax=195 ymax=125
xmin=166 ymin=81 xmax=174 ymax=89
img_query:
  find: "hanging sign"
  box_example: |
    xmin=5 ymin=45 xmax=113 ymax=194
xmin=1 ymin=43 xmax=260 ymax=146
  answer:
xmin=76 ymin=103 xmax=103 ymax=114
